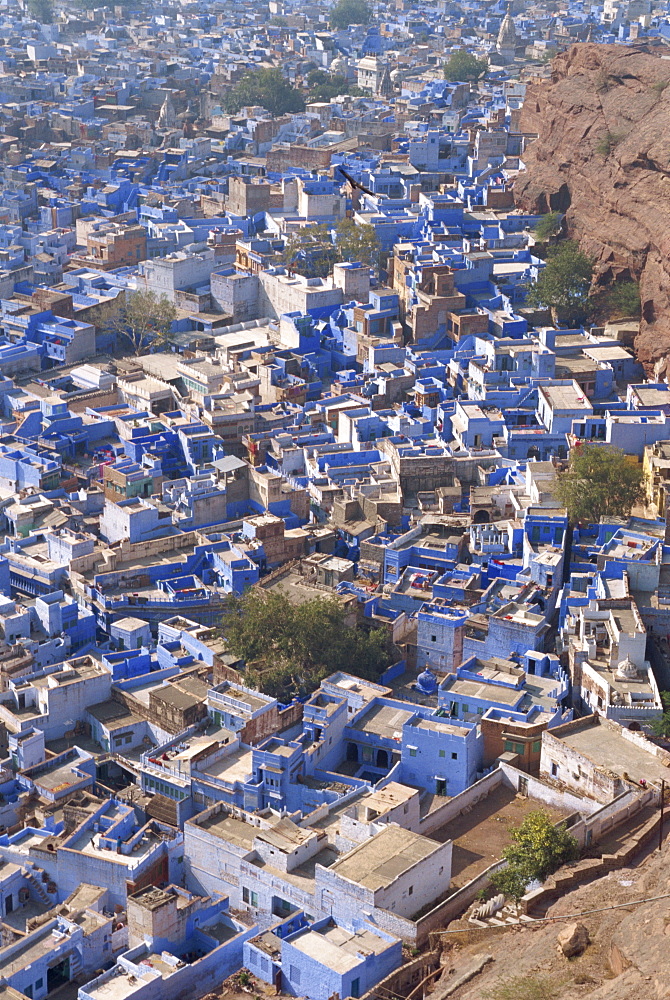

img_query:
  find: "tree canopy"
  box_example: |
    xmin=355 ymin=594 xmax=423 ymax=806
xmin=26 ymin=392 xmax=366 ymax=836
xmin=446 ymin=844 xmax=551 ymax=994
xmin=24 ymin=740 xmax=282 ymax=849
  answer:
xmin=307 ymin=70 xmax=361 ymax=104
xmin=283 ymin=219 xmax=381 ymax=278
xmin=533 ymin=211 xmax=562 ymax=243
xmin=111 ymin=289 xmax=177 ymax=356
xmin=555 ymin=443 xmax=645 ymax=524
xmin=651 ymin=692 xmax=670 ymax=738
xmin=443 ymin=50 xmax=488 ymax=82
xmin=603 ymin=280 xmax=641 ymax=319
xmin=490 ymin=810 xmax=579 ymax=904
xmin=330 ymin=0 xmax=372 ymax=29
xmin=336 ymin=218 xmax=381 ymax=268
xmin=222 ymin=589 xmax=393 ymax=700
xmin=223 ymin=68 xmax=305 ymax=118
xmin=282 ymin=223 xmax=339 ymax=279
xmin=27 ymin=0 xmax=54 ymax=21
xmin=525 ymin=240 xmax=594 ymax=325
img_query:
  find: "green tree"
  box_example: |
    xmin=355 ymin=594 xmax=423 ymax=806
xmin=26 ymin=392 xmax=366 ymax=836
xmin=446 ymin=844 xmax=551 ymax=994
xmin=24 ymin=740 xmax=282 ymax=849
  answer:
xmin=525 ymin=240 xmax=593 ymax=325
xmin=224 ymin=68 xmax=305 ymax=118
xmin=443 ymin=50 xmax=488 ymax=82
xmin=650 ymin=692 xmax=670 ymax=738
xmin=307 ymin=70 xmax=352 ymax=103
xmin=555 ymin=443 xmax=645 ymax=525
xmin=596 ymin=130 xmax=625 ymax=157
xmin=282 ymin=223 xmax=338 ymax=278
xmin=336 ymin=218 xmax=381 ymax=269
xmin=330 ymin=0 xmax=372 ymax=29
xmin=27 ymin=0 xmax=54 ymax=21
xmin=533 ymin=211 xmax=562 ymax=242
xmin=222 ymin=589 xmax=393 ymax=699
xmin=111 ymin=290 xmax=177 ymax=356
xmin=490 ymin=810 xmax=579 ymax=905
xmin=489 ymin=865 xmax=532 ymax=907
xmin=604 ymin=280 xmax=641 ymax=319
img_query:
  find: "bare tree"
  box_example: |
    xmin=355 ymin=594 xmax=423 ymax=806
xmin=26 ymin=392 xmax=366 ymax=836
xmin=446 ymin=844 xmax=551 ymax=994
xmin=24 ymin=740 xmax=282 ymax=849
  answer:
xmin=111 ymin=290 xmax=177 ymax=356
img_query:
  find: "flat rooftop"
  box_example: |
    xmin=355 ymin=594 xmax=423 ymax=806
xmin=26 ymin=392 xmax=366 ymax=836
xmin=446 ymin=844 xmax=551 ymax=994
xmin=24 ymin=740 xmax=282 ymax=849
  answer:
xmin=350 ymin=702 xmax=415 ymax=740
xmin=328 ymin=825 xmax=439 ymax=891
xmin=552 ymin=718 xmax=670 ymax=788
xmin=348 ymin=782 xmax=418 ymax=821
xmin=441 ymin=674 xmax=521 ymax=707
xmin=197 ymin=812 xmax=257 ymax=850
xmin=67 ymin=825 xmax=161 ymax=865
xmin=0 ymin=925 xmax=55 ymax=976
xmin=201 ymin=748 xmax=254 ymax=785
xmin=33 ymin=759 xmax=89 ymax=793
xmin=289 ymin=921 xmax=390 ymax=973
xmin=540 ymin=383 xmax=593 ymax=411
xmin=257 ymin=818 xmax=314 ymax=852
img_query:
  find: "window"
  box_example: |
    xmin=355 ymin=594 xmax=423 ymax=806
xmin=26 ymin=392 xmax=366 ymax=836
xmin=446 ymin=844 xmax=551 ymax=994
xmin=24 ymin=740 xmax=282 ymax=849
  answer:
xmin=532 ymin=740 xmax=541 ymax=752
xmin=504 ymin=740 xmax=513 ymax=753
xmin=290 ymin=966 xmax=301 ymax=985
xmin=451 ymin=752 xmax=458 ymax=760
xmin=408 ymin=885 xmax=413 ymax=895
xmin=551 ymin=762 xmax=558 ymax=777
xmin=36 ymin=981 xmax=43 ymax=991
xmin=409 ymin=747 xmax=417 ymax=757
xmin=431 ymin=635 xmax=437 ymax=642
xmin=462 ymin=703 xmax=469 ymax=714
xmin=439 ymin=749 xmax=445 ymax=758
xmin=515 ymin=743 xmax=525 ymax=755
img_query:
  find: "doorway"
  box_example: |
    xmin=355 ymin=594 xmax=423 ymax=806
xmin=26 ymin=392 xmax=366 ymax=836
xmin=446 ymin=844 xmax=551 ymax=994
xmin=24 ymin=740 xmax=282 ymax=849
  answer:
xmin=48 ymin=957 xmax=70 ymax=992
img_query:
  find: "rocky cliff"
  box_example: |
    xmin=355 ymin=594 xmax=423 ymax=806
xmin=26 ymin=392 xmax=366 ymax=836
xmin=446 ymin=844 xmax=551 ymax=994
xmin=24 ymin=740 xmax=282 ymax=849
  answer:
xmin=439 ymin=834 xmax=670 ymax=1000
xmin=514 ymin=42 xmax=670 ymax=372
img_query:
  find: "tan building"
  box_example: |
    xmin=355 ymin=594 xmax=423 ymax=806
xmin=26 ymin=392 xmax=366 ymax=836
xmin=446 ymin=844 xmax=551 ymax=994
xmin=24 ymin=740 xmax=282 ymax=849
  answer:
xmin=71 ymin=221 xmax=147 ymax=270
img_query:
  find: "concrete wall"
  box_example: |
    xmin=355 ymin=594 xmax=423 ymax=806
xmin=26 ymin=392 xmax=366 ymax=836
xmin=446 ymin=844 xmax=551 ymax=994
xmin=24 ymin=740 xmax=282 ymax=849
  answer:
xmin=79 ymin=923 xmax=256 ymax=1000
xmin=280 ymin=920 xmax=401 ymax=1000
xmin=315 ymin=835 xmax=452 ymax=924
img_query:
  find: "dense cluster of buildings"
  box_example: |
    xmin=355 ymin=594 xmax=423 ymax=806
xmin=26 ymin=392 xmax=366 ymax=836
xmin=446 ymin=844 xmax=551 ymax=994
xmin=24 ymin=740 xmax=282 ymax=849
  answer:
xmin=0 ymin=1 xmax=668 ymax=1000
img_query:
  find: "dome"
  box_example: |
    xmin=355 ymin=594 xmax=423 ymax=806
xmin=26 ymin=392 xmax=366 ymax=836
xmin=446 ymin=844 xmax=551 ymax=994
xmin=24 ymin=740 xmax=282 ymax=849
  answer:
xmin=416 ymin=669 xmax=438 ymax=695
xmin=615 ymin=655 xmax=640 ymax=680
xmin=497 ymin=6 xmax=518 ymax=48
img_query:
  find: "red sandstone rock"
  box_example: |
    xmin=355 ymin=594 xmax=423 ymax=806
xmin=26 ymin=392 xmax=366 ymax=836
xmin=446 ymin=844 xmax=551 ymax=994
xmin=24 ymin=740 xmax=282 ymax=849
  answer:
xmin=514 ymin=42 xmax=670 ymax=371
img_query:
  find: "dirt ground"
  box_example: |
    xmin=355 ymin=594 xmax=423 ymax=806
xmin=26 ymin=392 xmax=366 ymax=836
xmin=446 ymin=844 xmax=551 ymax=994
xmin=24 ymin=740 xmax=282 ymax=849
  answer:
xmin=432 ymin=832 xmax=670 ymax=1000
xmin=429 ymin=786 xmax=570 ymax=888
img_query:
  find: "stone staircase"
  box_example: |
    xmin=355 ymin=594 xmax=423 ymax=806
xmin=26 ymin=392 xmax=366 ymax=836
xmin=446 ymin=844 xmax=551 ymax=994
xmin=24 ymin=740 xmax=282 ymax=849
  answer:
xmin=22 ymin=864 xmax=55 ymax=906
xmin=469 ymin=894 xmax=536 ymax=928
